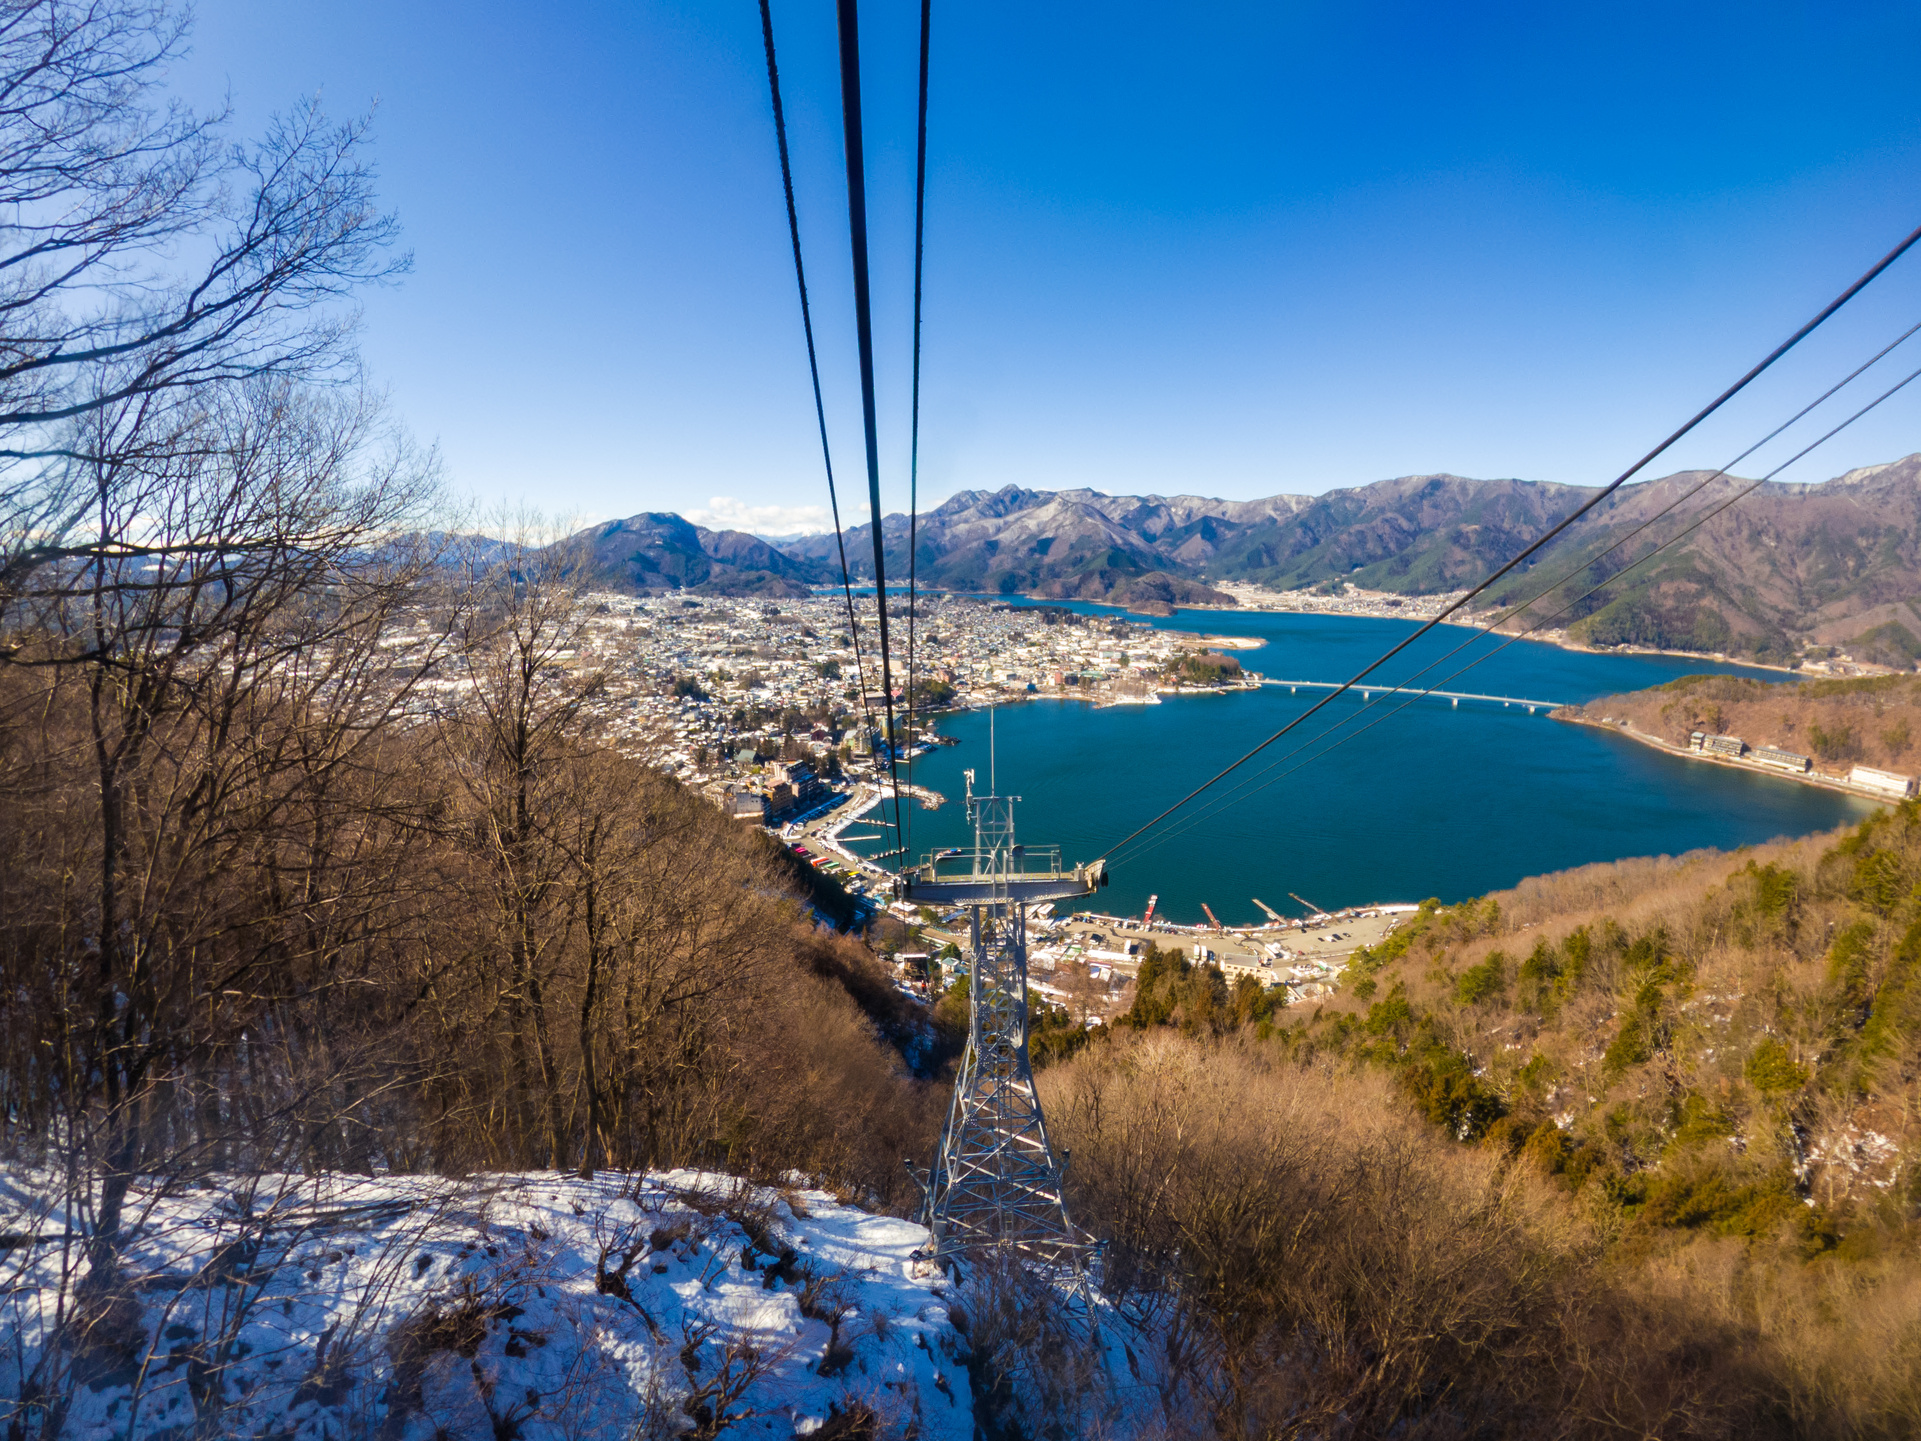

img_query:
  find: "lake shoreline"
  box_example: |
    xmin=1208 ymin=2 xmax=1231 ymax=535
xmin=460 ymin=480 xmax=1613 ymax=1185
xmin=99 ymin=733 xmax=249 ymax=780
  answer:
xmin=1166 ymin=589 xmax=1813 ymax=676
xmin=864 ymin=647 xmax=1871 ymax=922
xmin=851 ymin=582 xmax=1887 ymax=680
xmin=1552 ymin=709 xmax=1901 ymax=805
xmin=976 ymin=584 xmax=1818 ymax=676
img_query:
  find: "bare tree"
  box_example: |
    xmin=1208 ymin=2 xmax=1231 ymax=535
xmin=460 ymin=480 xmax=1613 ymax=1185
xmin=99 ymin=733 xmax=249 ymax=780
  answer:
xmin=1060 ymin=957 xmax=1108 ymax=1026
xmin=0 ymin=0 xmax=405 ymax=600
xmin=0 ymin=377 xmax=443 ymax=1423
xmin=433 ymin=520 xmax=607 ymax=1169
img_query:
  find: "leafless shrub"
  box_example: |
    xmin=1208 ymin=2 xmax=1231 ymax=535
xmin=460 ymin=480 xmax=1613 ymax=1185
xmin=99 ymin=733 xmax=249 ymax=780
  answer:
xmin=949 ymin=1250 xmax=1116 ymax=1438
xmin=795 ymin=1263 xmax=858 ymax=1328
xmin=1040 ymin=1035 xmax=1779 ymax=1438
xmin=675 ymin=1316 xmax=782 ymax=1438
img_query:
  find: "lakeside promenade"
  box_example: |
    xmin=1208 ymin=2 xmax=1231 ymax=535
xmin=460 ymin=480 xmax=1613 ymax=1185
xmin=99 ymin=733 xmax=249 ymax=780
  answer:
xmin=1554 ymin=710 xmax=1903 ymax=804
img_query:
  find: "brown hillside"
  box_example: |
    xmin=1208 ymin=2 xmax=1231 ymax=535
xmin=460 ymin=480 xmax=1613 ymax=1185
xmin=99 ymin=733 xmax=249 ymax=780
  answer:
xmin=1025 ymin=804 xmax=1921 ymax=1438
xmin=1561 ymin=672 xmax=1921 ymax=777
xmin=1479 ymin=456 xmax=1921 ymax=666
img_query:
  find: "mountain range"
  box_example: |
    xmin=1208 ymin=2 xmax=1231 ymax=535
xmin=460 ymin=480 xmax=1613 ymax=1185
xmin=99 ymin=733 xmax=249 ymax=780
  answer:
xmin=576 ymin=456 xmax=1921 ymax=664
xmin=573 ymin=512 xmax=826 ymax=598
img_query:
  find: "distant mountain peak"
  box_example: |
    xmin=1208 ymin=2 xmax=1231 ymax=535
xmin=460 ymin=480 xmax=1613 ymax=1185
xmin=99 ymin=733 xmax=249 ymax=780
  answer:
xmin=571 ymin=461 xmax=1921 ymax=662
xmin=1829 ymin=452 xmax=1921 ymax=489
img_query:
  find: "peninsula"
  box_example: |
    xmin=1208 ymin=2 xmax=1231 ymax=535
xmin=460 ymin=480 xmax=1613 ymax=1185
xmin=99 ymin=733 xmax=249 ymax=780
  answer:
xmin=1555 ymin=672 xmax=1921 ymax=802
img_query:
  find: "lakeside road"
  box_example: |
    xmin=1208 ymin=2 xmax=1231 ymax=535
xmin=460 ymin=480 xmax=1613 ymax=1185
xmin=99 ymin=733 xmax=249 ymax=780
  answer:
xmin=1552 ymin=710 xmax=1905 ymax=805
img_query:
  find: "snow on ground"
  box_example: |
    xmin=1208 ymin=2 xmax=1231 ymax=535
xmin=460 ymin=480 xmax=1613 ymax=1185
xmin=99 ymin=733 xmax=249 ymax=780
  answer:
xmin=0 ymin=1168 xmax=974 ymax=1439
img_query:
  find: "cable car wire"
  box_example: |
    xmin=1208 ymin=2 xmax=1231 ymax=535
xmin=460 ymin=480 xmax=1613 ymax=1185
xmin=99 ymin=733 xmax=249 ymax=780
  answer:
xmin=1110 ymin=314 xmax=1921 ymax=863
xmin=834 ymin=0 xmax=908 ymax=853
xmin=905 ymin=0 xmax=931 ymax=864
xmin=756 ymin=0 xmax=886 ymax=813
xmin=1104 ymin=218 xmax=1921 ymax=861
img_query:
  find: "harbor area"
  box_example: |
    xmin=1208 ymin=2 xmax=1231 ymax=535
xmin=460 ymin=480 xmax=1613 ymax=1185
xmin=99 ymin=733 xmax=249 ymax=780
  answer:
xmin=909 ymin=898 xmax=1417 ymax=1010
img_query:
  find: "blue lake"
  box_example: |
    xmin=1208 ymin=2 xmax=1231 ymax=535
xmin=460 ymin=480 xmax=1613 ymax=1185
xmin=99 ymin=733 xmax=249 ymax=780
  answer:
xmin=849 ymin=605 xmax=1878 ymax=927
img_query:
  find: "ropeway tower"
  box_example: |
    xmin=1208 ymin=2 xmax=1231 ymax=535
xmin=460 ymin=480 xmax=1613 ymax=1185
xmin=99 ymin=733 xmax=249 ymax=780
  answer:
xmin=900 ymin=766 xmax=1108 ymax=1279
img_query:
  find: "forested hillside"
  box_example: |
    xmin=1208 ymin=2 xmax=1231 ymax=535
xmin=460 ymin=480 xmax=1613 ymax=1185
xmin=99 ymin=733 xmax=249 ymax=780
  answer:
xmin=1032 ymin=808 xmax=1921 ymax=1438
xmin=1474 ymin=457 xmax=1921 ymax=665
xmin=1563 ymin=671 xmax=1921 ymax=775
xmin=0 ymin=531 xmax=936 ymax=1186
xmin=0 ymin=0 xmax=957 ymax=1427
xmin=0 ymin=496 xmax=953 ymax=1434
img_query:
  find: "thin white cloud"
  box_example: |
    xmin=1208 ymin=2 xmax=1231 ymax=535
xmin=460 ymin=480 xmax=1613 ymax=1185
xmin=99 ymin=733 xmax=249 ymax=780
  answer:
xmin=683 ymin=496 xmax=831 ymax=535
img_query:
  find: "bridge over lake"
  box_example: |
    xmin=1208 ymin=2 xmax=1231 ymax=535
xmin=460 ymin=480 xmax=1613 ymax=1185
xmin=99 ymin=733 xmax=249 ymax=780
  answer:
xmin=1262 ymin=678 xmax=1564 ymax=713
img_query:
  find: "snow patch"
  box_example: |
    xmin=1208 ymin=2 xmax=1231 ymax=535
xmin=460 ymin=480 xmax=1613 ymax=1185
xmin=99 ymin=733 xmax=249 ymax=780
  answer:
xmin=0 ymin=1169 xmax=973 ymax=1440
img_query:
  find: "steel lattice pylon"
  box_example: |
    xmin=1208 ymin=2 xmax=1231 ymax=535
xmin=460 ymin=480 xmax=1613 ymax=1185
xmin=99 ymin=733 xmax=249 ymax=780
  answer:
xmin=900 ymin=768 xmax=1107 ymax=1278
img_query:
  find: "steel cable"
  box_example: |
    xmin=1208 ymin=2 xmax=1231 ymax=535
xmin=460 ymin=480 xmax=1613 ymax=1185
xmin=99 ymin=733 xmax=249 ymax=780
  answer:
xmin=905 ymin=0 xmax=931 ymax=864
xmin=834 ymin=0 xmax=908 ymax=856
xmin=1109 ymin=316 xmax=1921 ymax=864
xmin=1104 ymin=219 xmax=1921 ymax=861
xmin=756 ymin=0 xmax=886 ymax=819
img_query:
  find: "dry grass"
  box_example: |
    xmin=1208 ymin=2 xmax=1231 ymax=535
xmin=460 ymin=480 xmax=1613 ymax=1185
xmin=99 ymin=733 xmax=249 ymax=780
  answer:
xmin=1039 ymin=1033 xmax=1921 ymax=1439
xmin=1047 ymin=801 xmax=1921 ymax=1437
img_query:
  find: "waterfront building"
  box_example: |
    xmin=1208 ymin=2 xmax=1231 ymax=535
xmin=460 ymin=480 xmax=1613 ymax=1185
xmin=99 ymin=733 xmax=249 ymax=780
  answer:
xmin=767 ymin=759 xmax=825 ymax=801
xmin=1752 ymin=745 xmax=1812 ymax=774
xmin=763 ymin=759 xmax=827 ymax=817
xmin=1691 ymin=732 xmax=1748 ymax=758
xmin=1850 ymin=765 xmax=1919 ymax=799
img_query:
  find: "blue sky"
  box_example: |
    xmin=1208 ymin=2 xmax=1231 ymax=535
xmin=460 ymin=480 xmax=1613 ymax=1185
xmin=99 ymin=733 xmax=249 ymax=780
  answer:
xmin=177 ymin=1 xmax=1921 ymax=532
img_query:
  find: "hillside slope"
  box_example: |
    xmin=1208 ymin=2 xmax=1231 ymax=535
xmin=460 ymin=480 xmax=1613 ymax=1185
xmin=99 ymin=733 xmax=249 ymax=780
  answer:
xmin=0 ymin=1169 xmax=976 ymax=1439
xmin=1205 ymin=472 xmax=1595 ymax=590
xmin=1561 ymin=671 xmax=1921 ymax=775
xmin=576 ymin=513 xmax=830 ymax=597
xmin=1478 ymin=456 xmax=1921 ymax=663
xmin=1304 ymin=807 xmax=1921 ymax=1234
xmin=1046 ymin=805 xmax=1921 ymax=1437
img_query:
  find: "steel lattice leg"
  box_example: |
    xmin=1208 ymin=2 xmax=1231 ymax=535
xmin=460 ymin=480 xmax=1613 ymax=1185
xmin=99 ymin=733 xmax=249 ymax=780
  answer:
xmin=922 ymin=903 xmax=1094 ymax=1285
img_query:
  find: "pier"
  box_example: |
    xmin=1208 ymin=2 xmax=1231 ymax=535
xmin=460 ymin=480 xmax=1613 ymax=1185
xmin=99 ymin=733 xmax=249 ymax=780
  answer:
xmin=1262 ymin=678 xmax=1563 ymax=714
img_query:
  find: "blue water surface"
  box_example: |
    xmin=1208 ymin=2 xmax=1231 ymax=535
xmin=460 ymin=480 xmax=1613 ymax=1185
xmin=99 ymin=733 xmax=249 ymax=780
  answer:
xmin=852 ymin=605 xmax=1877 ymax=926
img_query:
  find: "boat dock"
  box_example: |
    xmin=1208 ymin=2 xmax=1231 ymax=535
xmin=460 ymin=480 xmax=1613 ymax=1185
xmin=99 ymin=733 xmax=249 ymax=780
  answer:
xmin=1016 ymin=902 xmax=1420 ymax=1003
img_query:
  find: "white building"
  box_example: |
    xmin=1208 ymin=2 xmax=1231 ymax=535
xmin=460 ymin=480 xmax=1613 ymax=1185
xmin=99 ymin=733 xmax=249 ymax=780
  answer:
xmin=1850 ymin=765 xmax=1918 ymax=800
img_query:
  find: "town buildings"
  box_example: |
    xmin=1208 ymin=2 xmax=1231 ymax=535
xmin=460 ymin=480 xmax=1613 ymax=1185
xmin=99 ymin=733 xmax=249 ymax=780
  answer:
xmin=1689 ymin=729 xmax=1915 ymax=797
xmin=425 ymin=590 xmax=1254 ymax=815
